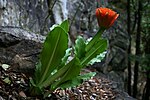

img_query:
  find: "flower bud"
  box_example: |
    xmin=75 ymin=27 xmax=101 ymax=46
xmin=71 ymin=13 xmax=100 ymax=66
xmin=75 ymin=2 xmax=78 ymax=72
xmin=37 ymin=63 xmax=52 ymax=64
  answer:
xmin=96 ymin=7 xmax=119 ymax=29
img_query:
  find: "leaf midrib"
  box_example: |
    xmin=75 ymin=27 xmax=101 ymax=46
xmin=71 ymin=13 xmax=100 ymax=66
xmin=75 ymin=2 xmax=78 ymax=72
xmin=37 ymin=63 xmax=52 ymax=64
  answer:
xmin=39 ymin=30 xmax=61 ymax=84
xmin=81 ymin=40 xmax=106 ymax=66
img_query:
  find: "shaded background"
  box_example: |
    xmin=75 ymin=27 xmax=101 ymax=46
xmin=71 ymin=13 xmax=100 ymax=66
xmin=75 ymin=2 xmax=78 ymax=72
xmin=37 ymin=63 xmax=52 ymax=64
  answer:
xmin=0 ymin=0 xmax=149 ymax=99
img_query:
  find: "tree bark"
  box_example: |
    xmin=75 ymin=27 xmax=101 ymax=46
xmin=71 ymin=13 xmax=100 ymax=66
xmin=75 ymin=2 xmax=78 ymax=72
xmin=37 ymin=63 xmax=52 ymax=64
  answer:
xmin=127 ymin=0 xmax=131 ymax=95
xmin=142 ymin=71 xmax=150 ymax=100
xmin=133 ymin=0 xmax=142 ymax=98
xmin=142 ymin=37 xmax=150 ymax=100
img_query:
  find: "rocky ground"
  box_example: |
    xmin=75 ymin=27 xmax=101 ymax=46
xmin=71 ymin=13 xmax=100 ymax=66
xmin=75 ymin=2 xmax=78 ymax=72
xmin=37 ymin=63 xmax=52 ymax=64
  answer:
xmin=0 ymin=66 xmax=135 ymax=100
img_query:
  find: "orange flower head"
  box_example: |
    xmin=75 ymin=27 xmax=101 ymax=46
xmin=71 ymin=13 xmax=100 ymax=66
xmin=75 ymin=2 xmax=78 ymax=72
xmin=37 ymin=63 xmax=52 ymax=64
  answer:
xmin=96 ymin=7 xmax=119 ymax=29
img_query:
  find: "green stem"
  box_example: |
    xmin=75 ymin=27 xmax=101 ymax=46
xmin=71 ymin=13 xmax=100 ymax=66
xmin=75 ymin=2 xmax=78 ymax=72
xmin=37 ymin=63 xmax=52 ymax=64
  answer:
xmin=81 ymin=28 xmax=105 ymax=66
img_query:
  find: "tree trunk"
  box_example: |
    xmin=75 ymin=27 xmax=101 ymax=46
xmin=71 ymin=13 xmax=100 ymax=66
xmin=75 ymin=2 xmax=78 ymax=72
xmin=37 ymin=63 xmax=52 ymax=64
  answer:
xmin=142 ymin=71 xmax=150 ymax=100
xmin=133 ymin=0 xmax=142 ymax=98
xmin=127 ymin=0 xmax=131 ymax=95
xmin=142 ymin=38 xmax=150 ymax=100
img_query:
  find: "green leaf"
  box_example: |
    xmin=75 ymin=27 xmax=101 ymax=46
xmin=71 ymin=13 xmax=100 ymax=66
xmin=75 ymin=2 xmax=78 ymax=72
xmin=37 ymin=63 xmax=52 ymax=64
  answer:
xmin=60 ymin=20 xmax=69 ymax=33
xmin=78 ymin=72 xmax=96 ymax=80
xmin=50 ymin=57 xmax=81 ymax=90
xmin=58 ymin=48 xmax=72 ymax=69
xmin=81 ymin=39 xmax=107 ymax=66
xmin=88 ymin=51 xmax=106 ymax=65
xmin=74 ymin=36 xmax=86 ymax=59
xmin=40 ymin=57 xmax=80 ymax=88
xmin=36 ymin=26 xmax=68 ymax=84
xmin=58 ymin=78 xmax=82 ymax=89
xmin=86 ymin=29 xmax=104 ymax=52
xmin=59 ymin=72 xmax=96 ymax=89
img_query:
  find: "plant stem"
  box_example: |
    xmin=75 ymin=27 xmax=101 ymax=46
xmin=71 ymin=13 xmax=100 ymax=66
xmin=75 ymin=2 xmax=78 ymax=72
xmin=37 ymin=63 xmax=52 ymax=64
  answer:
xmin=81 ymin=28 xmax=105 ymax=66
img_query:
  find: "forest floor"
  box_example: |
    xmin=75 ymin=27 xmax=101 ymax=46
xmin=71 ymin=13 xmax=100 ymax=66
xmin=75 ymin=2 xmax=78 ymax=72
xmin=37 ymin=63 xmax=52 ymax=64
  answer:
xmin=0 ymin=66 xmax=133 ymax=100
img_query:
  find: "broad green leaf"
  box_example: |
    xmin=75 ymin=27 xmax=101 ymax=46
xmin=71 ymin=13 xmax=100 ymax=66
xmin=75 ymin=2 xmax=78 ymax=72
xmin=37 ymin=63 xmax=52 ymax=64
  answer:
xmin=78 ymin=72 xmax=96 ymax=80
xmin=60 ymin=20 xmax=69 ymax=33
xmin=58 ymin=48 xmax=72 ymax=69
xmin=86 ymin=29 xmax=104 ymax=52
xmin=40 ymin=57 xmax=80 ymax=88
xmin=58 ymin=78 xmax=82 ymax=89
xmin=81 ymin=39 xmax=107 ymax=66
xmin=59 ymin=72 xmax=96 ymax=89
xmin=50 ymin=57 xmax=81 ymax=90
xmin=74 ymin=36 xmax=86 ymax=59
xmin=50 ymin=24 xmax=59 ymax=31
xmin=37 ymin=26 xmax=68 ymax=84
xmin=88 ymin=51 xmax=106 ymax=65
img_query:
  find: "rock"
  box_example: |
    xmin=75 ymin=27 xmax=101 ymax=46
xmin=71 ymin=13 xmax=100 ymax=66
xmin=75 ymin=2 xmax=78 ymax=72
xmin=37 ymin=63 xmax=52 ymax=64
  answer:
xmin=0 ymin=0 xmax=51 ymax=35
xmin=0 ymin=27 xmax=45 ymax=74
xmin=95 ymin=71 xmax=137 ymax=100
xmin=103 ymin=25 xmax=129 ymax=72
xmin=114 ymin=91 xmax=137 ymax=100
xmin=0 ymin=96 xmax=5 ymax=100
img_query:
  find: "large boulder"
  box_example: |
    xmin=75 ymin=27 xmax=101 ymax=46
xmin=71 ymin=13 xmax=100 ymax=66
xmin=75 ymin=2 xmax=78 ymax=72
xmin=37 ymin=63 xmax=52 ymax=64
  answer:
xmin=0 ymin=27 xmax=45 ymax=73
